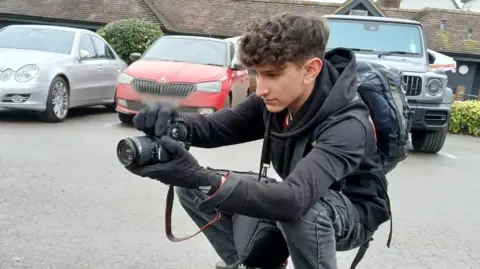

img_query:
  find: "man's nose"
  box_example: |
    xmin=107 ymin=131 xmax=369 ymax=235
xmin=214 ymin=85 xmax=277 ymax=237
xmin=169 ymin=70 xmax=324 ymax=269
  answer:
xmin=255 ymin=79 xmax=268 ymax=97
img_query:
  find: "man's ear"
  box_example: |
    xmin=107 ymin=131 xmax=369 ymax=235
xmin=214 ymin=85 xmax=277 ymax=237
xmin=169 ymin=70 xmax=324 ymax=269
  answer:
xmin=303 ymin=58 xmax=323 ymax=84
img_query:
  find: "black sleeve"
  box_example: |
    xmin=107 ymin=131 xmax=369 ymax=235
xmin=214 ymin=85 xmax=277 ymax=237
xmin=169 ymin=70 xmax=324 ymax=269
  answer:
xmin=181 ymin=94 xmax=265 ymax=148
xmin=198 ymin=118 xmax=368 ymax=222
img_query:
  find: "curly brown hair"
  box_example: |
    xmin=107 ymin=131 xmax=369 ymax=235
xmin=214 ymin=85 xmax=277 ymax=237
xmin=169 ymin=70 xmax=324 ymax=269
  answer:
xmin=238 ymin=12 xmax=330 ymax=69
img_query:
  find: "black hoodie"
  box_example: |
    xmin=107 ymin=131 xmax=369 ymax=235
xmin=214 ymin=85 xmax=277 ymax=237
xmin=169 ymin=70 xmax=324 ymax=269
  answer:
xmin=184 ymin=48 xmax=391 ymax=233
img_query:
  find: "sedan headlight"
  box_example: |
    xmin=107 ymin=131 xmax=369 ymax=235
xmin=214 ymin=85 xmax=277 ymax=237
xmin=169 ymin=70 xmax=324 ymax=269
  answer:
xmin=196 ymin=81 xmax=222 ymax=93
xmin=118 ymin=72 xmax=134 ymax=84
xmin=15 ymin=64 xmax=39 ymax=82
xmin=0 ymin=68 xmax=14 ymax=82
xmin=426 ymin=78 xmax=443 ymax=96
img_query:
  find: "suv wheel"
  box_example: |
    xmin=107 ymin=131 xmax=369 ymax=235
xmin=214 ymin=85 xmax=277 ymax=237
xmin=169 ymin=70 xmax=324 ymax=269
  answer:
xmin=411 ymin=126 xmax=448 ymax=153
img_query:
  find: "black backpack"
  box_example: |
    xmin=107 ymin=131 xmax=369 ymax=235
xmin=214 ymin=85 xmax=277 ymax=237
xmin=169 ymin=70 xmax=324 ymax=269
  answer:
xmin=355 ymin=60 xmax=413 ymax=174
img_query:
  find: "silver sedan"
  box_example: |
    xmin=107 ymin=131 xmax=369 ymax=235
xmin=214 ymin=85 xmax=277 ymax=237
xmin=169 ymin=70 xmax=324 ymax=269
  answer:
xmin=0 ymin=24 xmax=128 ymax=122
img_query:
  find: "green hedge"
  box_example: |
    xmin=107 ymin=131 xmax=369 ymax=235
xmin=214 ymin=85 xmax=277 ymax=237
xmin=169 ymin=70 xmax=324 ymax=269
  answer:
xmin=97 ymin=19 xmax=163 ymax=64
xmin=448 ymin=100 xmax=480 ymax=136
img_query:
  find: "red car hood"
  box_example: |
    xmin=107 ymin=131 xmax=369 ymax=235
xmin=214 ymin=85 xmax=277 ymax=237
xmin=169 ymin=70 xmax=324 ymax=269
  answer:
xmin=125 ymin=59 xmax=227 ymax=83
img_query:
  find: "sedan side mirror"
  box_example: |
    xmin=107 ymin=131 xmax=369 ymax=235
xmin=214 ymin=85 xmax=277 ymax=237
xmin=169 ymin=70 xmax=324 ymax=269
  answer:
xmin=130 ymin=52 xmax=141 ymax=63
xmin=79 ymin=50 xmax=90 ymax=60
xmin=230 ymin=62 xmax=245 ymax=71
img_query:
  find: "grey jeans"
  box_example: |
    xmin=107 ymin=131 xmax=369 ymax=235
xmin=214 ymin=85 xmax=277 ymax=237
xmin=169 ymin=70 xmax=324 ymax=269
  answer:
xmin=175 ymin=187 xmax=374 ymax=269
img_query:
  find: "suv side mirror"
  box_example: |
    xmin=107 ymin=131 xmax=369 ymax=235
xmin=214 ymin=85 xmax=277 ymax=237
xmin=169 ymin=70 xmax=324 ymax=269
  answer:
xmin=427 ymin=51 xmax=436 ymax=64
xmin=130 ymin=52 xmax=141 ymax=62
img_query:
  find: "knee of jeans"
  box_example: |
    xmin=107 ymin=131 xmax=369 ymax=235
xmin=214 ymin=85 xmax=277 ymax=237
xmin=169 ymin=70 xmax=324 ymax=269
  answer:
xmin=277 ymin=203 xmax=330 ymax=242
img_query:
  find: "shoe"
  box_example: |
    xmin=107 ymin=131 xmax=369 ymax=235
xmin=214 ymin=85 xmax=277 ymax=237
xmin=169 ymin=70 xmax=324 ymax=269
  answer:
xmin=215 ymin=260 xmax=288 ymax=269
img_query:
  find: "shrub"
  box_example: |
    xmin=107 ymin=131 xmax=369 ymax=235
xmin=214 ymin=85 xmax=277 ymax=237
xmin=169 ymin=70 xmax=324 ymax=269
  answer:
xmin=97 ymin=19 xmax=163 ymax=63
xmin=448 ymin=100 xmax=480 ymax=136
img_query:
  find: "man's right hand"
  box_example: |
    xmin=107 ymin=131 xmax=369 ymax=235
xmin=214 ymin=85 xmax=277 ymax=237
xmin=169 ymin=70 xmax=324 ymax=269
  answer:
xmin=133 ymin=101 xmax=180 ymax=137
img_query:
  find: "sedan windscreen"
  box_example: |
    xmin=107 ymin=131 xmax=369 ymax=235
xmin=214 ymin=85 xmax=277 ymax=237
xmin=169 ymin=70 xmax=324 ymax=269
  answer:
xmin=0 ymin=27 xmax=75 ymax=54
xmin=142 ymin=37 xmax=228 ymax=67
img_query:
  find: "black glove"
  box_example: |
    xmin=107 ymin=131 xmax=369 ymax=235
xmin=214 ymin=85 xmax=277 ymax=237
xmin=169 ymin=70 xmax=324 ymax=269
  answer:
xmin=133 ymin=101 xmax=186 ymax=137
xmin=126 ymin=135 xmax=222 ymax=192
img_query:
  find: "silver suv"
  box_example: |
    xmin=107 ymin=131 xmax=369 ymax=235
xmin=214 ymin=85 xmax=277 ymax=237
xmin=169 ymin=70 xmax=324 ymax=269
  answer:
xmin=324 ymin=15 xmax=452 ymax=153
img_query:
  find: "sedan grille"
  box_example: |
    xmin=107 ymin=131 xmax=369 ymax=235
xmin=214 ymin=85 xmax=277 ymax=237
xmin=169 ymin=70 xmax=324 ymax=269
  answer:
xmin=132 ymin=79 xmax=197 ymax=97
xmin=403 ymin=76 xmax=422 ymax=96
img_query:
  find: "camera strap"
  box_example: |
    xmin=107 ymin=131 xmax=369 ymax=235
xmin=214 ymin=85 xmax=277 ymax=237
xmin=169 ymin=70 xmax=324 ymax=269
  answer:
xmin=164 ymin=113 xmax=273 ymax=243
xmin=164 ymin=185 xmax=222 ymax=242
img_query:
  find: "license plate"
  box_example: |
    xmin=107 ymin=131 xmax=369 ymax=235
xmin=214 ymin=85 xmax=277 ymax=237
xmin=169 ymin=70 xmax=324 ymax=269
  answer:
xmin=140 ymin=94 xmax=181 ymax=107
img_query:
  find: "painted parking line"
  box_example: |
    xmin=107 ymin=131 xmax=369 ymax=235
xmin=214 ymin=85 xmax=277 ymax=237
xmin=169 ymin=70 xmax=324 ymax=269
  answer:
xmin=438 ymin=151 xmax=459 ymax=159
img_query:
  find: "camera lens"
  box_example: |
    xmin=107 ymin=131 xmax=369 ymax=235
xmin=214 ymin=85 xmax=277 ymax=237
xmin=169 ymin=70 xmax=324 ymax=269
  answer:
xmin=117 ymin=138 xmax=137 ymax=167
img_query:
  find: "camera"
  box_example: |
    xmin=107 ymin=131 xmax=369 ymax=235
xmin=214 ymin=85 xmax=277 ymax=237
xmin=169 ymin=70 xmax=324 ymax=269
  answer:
xmin=116 ymin=118 xmax=190 ymax=169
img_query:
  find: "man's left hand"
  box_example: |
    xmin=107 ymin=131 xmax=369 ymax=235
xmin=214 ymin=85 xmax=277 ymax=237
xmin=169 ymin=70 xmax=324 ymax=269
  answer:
xmin=126 ymin=136 xmax=222 ymax=191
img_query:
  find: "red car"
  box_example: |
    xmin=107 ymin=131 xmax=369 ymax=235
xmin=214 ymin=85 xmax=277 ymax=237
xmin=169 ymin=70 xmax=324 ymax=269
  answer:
xmin=115 ymin=35 xmax=251 ymax=124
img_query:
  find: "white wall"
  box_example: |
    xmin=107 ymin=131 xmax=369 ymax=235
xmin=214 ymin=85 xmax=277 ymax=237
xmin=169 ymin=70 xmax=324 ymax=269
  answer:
xmin=297 ymin=0 xmax=480 ymax=12
xmin=461 ymin=0 xmax=480 ymax=12
xmin=399 ymin=0 xmax=458 ymax=9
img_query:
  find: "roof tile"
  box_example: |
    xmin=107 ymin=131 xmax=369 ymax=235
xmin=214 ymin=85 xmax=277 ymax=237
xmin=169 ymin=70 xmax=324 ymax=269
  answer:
xmin=0 ymin=0 xmax=160 ymax=24
xmin=2 ymin=0 xmax=480 ymax=55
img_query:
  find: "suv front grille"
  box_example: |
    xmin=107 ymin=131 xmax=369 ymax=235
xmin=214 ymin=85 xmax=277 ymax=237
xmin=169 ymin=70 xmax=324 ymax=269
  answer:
xmin=132 ymin=79 xmax=197 ymax=97
xmin=403 ymin=76 xmax=422 ymax=96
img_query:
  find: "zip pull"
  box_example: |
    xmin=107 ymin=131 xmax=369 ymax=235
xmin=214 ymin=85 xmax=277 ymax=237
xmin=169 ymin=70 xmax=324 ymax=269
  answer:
xmin=261 ymin=163 xmax=270 ymax=178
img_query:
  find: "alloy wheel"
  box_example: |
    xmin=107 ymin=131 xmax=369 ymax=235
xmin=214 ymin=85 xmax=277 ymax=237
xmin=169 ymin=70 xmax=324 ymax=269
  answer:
xmin=51 ymin=81 xmax=69 ymax=119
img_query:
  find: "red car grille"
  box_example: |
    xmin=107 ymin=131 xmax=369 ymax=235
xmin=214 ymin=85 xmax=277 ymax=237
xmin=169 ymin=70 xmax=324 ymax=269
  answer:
xmin=132 ymin=79 xmax=197 ymax=97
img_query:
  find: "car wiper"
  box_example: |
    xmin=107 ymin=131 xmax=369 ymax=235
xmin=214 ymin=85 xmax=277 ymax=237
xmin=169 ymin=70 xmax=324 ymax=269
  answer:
xmin=378 ymin=51 xmax=416 ymax=58
xmin=350 ymin=48 xmax=374 ymax=52
xmin=203 ymin=63 xmax=223 ymax=67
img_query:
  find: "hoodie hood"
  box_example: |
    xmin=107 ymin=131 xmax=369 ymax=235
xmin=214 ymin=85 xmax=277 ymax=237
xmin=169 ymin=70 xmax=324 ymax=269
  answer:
xmin=267 ymin=47 xmax=358 ymax=139
xmin=263 ymin=48 xmax=360 ymax=179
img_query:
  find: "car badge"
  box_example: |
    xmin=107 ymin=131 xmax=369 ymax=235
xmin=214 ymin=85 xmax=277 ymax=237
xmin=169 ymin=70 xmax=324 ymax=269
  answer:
xmin=160 ymin=76 xmax=167 ymax=83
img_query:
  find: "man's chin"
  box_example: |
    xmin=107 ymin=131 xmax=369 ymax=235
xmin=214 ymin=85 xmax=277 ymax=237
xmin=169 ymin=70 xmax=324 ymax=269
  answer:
xmin=265 ymin=103 xmax=285 ymax=113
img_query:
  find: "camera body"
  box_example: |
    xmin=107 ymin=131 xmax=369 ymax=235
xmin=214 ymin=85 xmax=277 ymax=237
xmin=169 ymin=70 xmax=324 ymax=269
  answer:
xmin=116 ymin=118 xmax=190 ymax=169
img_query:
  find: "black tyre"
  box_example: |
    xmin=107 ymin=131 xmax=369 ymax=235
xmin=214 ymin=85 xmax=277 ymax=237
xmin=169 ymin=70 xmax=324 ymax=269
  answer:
xmin=105 ymin=90 xmax=117 ymax=112
xmin=118 ymin=112 xmax=134 ymax=124
xmin=411 ymin=126 xmax=448 ymax=153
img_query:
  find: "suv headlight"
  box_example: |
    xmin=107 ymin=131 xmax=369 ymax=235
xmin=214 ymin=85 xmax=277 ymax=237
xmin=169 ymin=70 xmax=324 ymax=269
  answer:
xmin=118 ymin=72 xmax=134 ymax=84
xmin=196 ymin=81 xmax=222 ymax=92
xmin=15 ymin=64 xmax=39 ymax=82
xmin=426 ymin=78 xmax=443 ymax=96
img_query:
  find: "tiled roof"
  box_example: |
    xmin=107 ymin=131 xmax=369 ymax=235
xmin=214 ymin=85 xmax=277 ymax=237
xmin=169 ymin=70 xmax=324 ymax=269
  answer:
xmin=150 ymin=0 xmax=480 ymax=55
xmin=0 ymin=0 xmax=161 ymax=25
xmin=411 ymin=8 xmax=480 ymax=55
xmin=148 ymin=0 xmax=340 ymax=36
xmin=2 ymin=0 xmax=480 ymax=55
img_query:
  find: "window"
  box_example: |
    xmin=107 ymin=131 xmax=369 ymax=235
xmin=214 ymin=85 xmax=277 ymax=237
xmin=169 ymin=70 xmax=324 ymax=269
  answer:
xmin=91 ymin=35 xmax=115 ymax=59
xmin=229 ymin=42 xmax=237 ymax=63
xmin=142 ymin=36 xmax=228 ymax=66
xmin=0 ymin=26 xmax=75 ymax=54
xmin=78 ymin=34 xmax=97 ymax=59
xmin=349 ymin=9 xmax=368 ymax=16
xmin=326 ymin=19 xmax=424 ymax=57
xmin=105 ymin=46 xmax=116 ymax=59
